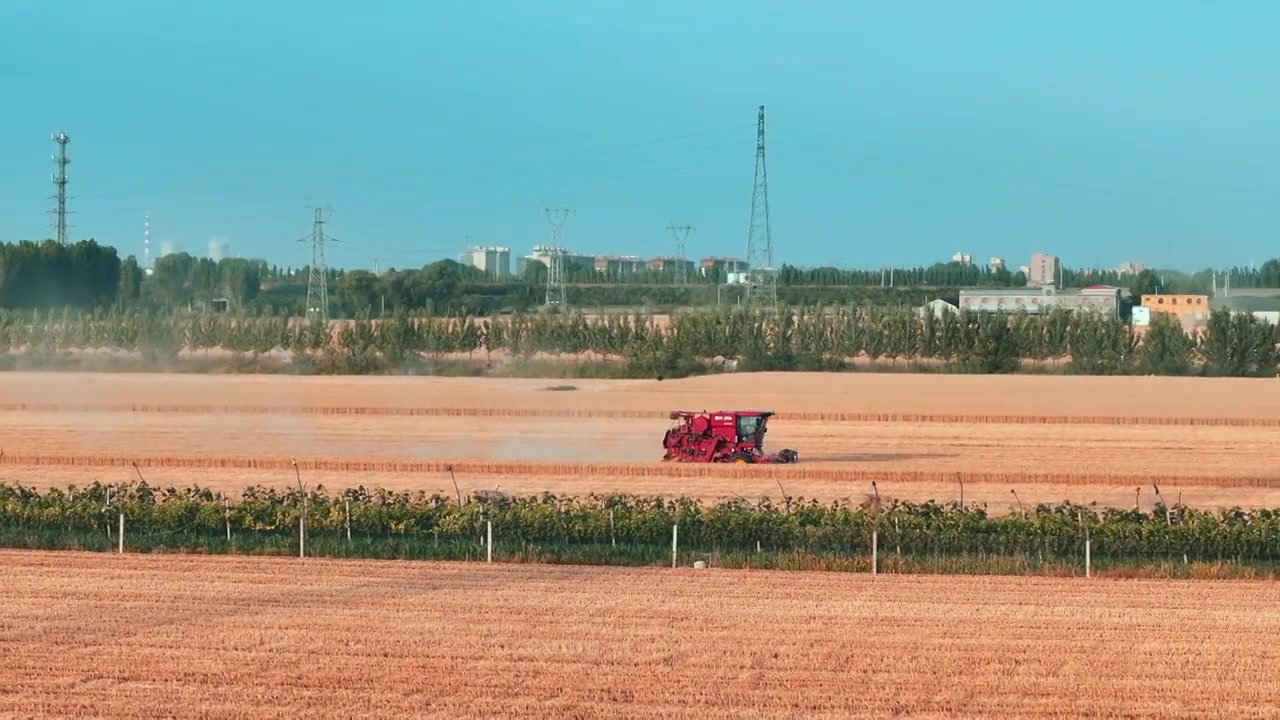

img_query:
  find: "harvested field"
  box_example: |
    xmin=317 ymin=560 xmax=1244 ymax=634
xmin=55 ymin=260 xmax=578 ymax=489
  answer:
xmin=2 ymin=372 xmax=1280 ymax=511
xmin=2 ymin=550 xmax=1279 ymax=718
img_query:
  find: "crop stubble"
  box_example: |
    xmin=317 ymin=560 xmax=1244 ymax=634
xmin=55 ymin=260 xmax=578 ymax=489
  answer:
xmin=2 ymin=372 xmax=1280 ymax=510
xmin=1 ymin=550 xmax=1278 ymax=718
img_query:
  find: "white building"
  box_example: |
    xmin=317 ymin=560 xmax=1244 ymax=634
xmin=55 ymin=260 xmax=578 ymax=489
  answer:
xmin=461 ymin=245 xmax=512 ymax=279
xmin=208 ymin=241 xmax=229 ymax=262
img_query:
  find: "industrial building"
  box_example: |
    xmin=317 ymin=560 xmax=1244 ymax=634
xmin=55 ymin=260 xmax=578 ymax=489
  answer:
xmin=460 ymin=245 xmax=512 ymax=279
xmin=1140 ymin=294 xmax=1209 ymax=323
xmin=958 ymin=285 xmax=1122 ymax=317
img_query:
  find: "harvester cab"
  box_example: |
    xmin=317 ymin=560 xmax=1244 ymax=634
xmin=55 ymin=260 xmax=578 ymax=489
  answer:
xmin=661 ymin=410 xmax=798 ymax=464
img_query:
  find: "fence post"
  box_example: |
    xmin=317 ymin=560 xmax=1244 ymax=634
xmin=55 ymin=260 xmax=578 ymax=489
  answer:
xmin=345 ymin=500 xmax=351 ymax=543
xmin=609 ymin=508 xmax=616 ymax=547
xmin=224 ymin=497 xmax=231 ymax=542
xmin=871 ymin=529 xmax=878 ymax=576
xmin=486 ymin=520 xmax=493 ymax=563
xmin=671 ymin=524 xmax=678 ymax=568
xmin=1085 ymin=538 xmax=1091 ymax=578
xmin=117 ymin=512 xmax=124 ymax=555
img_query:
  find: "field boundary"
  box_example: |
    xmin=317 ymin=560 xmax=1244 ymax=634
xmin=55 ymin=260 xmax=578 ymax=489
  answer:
xmin=3 ymin=452 xmax=1279 ymax=488
xmin=0 ymin=402 xmax=1276 ymax=427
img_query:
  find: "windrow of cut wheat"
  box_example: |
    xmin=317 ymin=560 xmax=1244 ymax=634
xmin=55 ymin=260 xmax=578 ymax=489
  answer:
xmin=4 ymin=482 xmax=1280 ymax=575
xmin=0 ymin=304 xmax=1275 ymax=377
xmin=4 ymin=400 xmax=1279 ymax=427
xmin=1 ymin=454 xmax=1275 ymax=488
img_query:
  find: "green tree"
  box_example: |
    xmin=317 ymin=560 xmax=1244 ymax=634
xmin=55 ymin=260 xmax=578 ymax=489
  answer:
xmin=1134 ymin=314 xmax=1194 ymax=376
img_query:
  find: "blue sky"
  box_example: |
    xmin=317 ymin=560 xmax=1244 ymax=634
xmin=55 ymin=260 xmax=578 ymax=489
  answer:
xmin=1 ymin=1 xmax=1277 ymax=272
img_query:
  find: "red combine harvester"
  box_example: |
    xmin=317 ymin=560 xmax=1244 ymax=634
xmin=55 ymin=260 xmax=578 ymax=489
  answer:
xmin=661 ymin=410 xmax=798 ymax=464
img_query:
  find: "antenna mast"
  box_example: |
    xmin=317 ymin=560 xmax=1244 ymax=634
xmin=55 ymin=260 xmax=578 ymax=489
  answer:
xmin=744 ymin=106 xmax=775 ymax=308
xmin=144 ymin=213 xmax=151 ymax=269
xmin=51 ymin=132 xmax=71 ymax=245
xmin=668 ymin=224 xmax=694 ymax=285
xmin=299 ymin=207 xmax=336 ymax=323
xmin=544 ymin=208 xmax=572 ymax=307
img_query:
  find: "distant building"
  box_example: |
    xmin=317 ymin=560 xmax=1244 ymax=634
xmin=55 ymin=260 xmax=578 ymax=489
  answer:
xmin=700 ymin=257 xmax=749 ymax=278
xmin=1028 ymin=252 xmax=1060 ymax=286
xmin=917 ymin=298 xmax=959 ymax=319
xmin=1116 ymin=260 xmax=1146 ymax=275
xmin=646 ymin=256 xmax=696 ymax=274
xmin=1142 ymin=294 xmax=1209 ymax=323
xmin=594 ymin=254 xmax=645 ymax=274
xmin=158 ymin=242 xmax=181 ymax=259
xmin=989 ymin=257 xmax=1005 ymax=270
xmin=958 ymin=286 xmax=1121 ymax=317
xmin=208 ymin=241 xmax=229 ymax=262
xmin=461 ymin=246 xmax=512 ymax=279
xmin=952 ymin=252 xmax=973 ymax=265
xmin=516 ymin=245 xmax=592 ymax=276
xmin=1131 ymin=306 xmax=1151 ymax=326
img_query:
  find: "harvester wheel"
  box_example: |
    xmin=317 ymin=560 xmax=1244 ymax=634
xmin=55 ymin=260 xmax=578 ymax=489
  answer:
xmin=727 ymin=453 xmax=753 ymax=464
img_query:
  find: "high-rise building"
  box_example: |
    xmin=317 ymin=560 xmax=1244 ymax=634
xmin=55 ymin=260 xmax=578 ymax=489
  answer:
xmin=461 ymin=246 xmax=511 ymax=279
xmin=1028 ymin=252 xmax=1060 ymax=287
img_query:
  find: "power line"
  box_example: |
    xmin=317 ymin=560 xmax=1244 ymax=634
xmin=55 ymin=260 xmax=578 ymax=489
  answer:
xmin=50 ymin=132 xmax=71 ymax=245
xmin=744 ymin=106 xmax=776 ymax=308
xmin=22 ymin=127 xmax=756 ymax=205
xmin=544 ymin=208 xmax=572 ymax=307
xmin=668 ymin=224 xmax=694 ymax=285
xmin=299 ymin=206 xmax=337 ymax=323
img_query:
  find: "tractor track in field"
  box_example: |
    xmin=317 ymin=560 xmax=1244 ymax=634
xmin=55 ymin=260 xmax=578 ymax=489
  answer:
xmin=3 ymin=452 xmax=1280 ymax=488
xmin=0 ymin=402 xmax=1276 ymax=428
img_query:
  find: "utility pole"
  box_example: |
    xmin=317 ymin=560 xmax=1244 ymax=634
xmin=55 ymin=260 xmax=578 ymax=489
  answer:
xmin=50 ymin=132 xmax=71 ymax=245
xmin=299 ymin=207 xmax=336 ymax=324
xmin=544 ymin=208 xmax=572 ymax=307
xmin=668 ymin=224 xmax=694 ymax=285
xmin=744 ymin=106 xmax=776 ymax=308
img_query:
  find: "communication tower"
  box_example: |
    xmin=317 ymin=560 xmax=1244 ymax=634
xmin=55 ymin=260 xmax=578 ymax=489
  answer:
xmin=51 ymin=132 xmax=72 ymax=245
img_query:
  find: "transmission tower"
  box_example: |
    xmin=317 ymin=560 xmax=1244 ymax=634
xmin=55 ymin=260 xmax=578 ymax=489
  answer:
xmin=668 ymin=224 xmax=694 ymax=285
xmin=744 ymin=106 xmax=776 ymax=308
xmin=50 ymin=132 xmax=71 ymax=245
xmin=544 ymin=208 xmax=572 ymax=307
xmin=299 ymin=207 xmax=337 ymax=323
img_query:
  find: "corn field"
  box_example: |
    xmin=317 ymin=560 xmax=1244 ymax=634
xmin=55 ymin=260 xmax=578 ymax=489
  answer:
xmin=0 ymin=303 xmax=1275 ymax=376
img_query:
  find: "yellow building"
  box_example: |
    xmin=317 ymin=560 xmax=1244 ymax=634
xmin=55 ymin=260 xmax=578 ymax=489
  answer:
xmin=1141 ymin=294 xmax=1209 ymax=320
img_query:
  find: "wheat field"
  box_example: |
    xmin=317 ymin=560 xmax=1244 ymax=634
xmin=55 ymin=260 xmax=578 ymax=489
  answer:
xmin=3 ymin=371 xmax=1280 ymax=510
xmin=2 ymin=550 xmax=1277 ymax=718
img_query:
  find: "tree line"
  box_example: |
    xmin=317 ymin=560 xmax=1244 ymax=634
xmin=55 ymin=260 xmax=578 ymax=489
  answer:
xmin=1 ymin=304 xmax=1275 ymax=378
xmin=2 ymin=482 xmax=1279 ymax=575
xmin=6 ymin=238 xmax=1280 ymax=316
